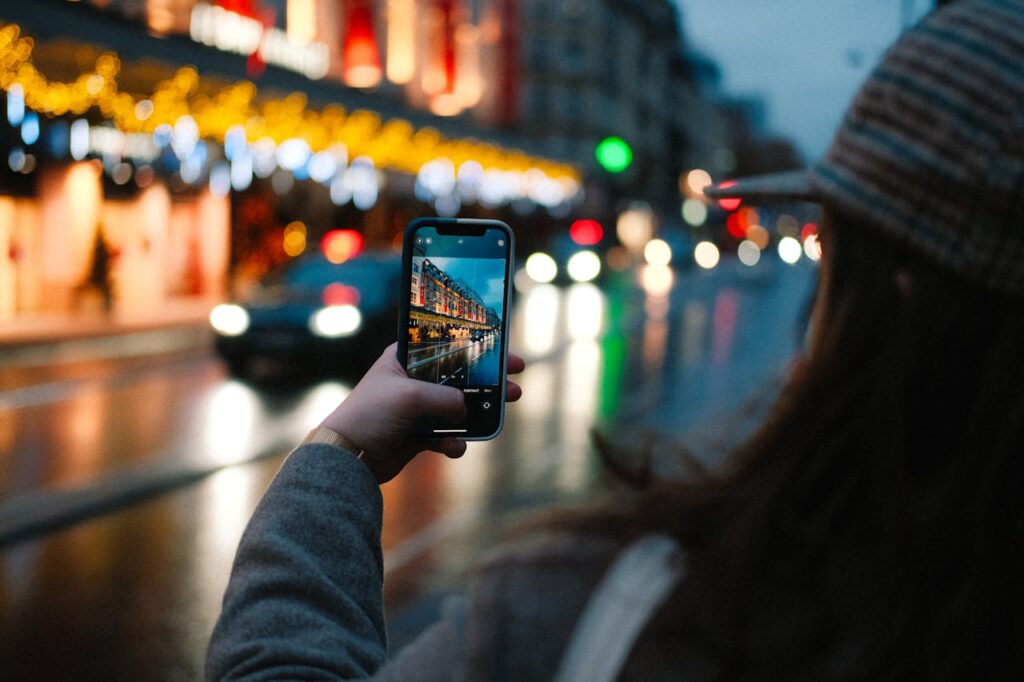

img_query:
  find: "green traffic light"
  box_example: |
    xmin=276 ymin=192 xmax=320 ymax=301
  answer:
xmin=595 ymin=136 xmax=633 ymax=173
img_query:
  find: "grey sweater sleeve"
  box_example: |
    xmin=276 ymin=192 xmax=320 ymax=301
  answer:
xmin=206 ymin=443 xmax=389 ymax=680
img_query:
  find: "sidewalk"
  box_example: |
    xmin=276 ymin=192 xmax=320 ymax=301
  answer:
xmin=0 ymin=297 xmax=217 ymax=349
xmin=0 ymin=295 xmax=241 ymax=548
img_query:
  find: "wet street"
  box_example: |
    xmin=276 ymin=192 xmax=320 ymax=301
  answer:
xmin=0 ymin=259 xmax=814 ymax=680
xmin=407 ymin=335 xmax=503 ymax=386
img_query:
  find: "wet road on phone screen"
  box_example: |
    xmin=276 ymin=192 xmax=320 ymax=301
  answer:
xmin=0 ymin=259 xmax=815 ymax=680
xmin=407 ymin=336 xmax=502 ymax=385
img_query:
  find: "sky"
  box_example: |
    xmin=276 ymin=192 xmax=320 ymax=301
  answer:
xmin=423 ymin=257 xmax=507 ymax=312
xmin=676 ymin=0 xmax=934 ymax=162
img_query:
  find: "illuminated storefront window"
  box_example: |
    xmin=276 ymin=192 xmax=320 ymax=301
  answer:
xmin=147 ymin=0 xmax=193 ymax=35
xmin=386 ymin=0 xmax=416 ymax=85
xmin=286 ymin=0 xmax=317 ymax=44
xmin=341 ymin=0 xmax=382 ymax=88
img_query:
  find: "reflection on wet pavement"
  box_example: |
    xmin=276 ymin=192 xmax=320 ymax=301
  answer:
xmin=0 ymin=457 xmax=284 ymax=681
xmin=407 ymin=336 xmax=501 ymax=385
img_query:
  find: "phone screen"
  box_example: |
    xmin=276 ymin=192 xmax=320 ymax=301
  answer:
xmin=400 ymin=219 xmax=513 ymax=439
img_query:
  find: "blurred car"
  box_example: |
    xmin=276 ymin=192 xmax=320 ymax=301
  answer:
xmin=523 ymin=233 xmax=608 ymax=287
xmin=210 ymin=252 xmax=401 ymax=378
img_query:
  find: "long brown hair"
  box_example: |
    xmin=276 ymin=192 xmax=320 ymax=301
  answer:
xmin=600 ymin=209 xmax=1024 ymax=680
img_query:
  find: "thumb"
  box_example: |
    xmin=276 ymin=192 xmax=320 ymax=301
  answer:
xmin=403 ymin=381 xmax=467 ymax=423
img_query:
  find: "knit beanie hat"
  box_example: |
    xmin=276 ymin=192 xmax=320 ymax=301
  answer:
xmin=705 ymin=0 xmax=1024 ymax=296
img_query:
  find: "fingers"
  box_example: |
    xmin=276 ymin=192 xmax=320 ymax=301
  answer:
xmin=437 ymin=438 xmax=467 ymax=459
xmin=405 ymin=381 xmax=468 ymax=423
xmin=506 ymin=380 xmax=522 ymax=402
xmin=507 ymin=353 xmax=526 ymax=375
xmin=506 ymin=353 xmax=525 ymax=402
xmin=380 ymin=342 xmax=407 ymax=375
xmin=408 ymin=438 xmax=467 ymax=459
xmin=505 ymin=353 xmax=525 ymax=402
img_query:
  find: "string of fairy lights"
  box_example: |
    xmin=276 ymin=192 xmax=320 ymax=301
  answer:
xmin=0 ymin=22 xmax=581 ymax=212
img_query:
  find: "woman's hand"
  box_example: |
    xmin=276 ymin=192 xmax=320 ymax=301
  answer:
xmin=320 ymin=342 xmax=525 ymax=483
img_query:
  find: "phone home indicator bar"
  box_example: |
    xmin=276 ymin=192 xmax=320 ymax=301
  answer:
xmin=434 ymin=429 xmax=468 ymax=433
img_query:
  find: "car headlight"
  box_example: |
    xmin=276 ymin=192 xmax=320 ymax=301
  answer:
xmin=525 ymin=252 xmax=558 ymax=283
xmin=309 ymin=305 xmax=362 ymax=338
xmin=210 ymin=304 xmax=250 ymax=336
xmin=567 ymin=250 xmax=601 ymax=283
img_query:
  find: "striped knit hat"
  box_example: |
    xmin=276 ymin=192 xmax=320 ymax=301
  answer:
xmin=706 ymin=0 xmax=1024 ymax=297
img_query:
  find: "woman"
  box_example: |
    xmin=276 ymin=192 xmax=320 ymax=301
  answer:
xmin=208 ymin=1 xmax=1024 ymax=679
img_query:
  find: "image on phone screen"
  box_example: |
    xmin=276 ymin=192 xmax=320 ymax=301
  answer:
xmin=403 ymin=223 xmax=512 ymax=437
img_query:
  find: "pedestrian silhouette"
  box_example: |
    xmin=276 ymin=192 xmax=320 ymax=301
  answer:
xmin=85 ymin=225 xmax=114 ymax=313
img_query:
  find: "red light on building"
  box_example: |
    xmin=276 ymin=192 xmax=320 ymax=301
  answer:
xmin=422 ymin=0 xmax=458 ymax=95
xmin=570 ymin=219 xmax=603 ymax=246
xmin=342 ymin=0 xmax=383 ymax=88
xmin=716 ymin=181 xmax=741 ymax=212
xmin=323 ymin=283 xmax=361 ymax=306
xmin=217 ymin=0 xmax=259 ymax=18
xmin=424 ymin=0 xmax=463 ymax=114
xmin=322 ymin=229 xmax=364 ymax=264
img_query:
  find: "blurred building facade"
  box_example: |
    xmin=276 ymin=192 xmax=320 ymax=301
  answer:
xmin=517 ymin=0 xmax=702 ymax=216
xmin=0 ymin=0 xmax=761 ymax=324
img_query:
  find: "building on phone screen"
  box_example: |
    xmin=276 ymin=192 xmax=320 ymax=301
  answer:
xmin=409 ymin=257 xmax=496 ymax=344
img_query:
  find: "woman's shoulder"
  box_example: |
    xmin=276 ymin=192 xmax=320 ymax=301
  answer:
xmin=460 ymin=531 xmax=624 ymax=681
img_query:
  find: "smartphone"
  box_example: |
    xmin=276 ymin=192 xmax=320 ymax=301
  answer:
xmin=398 ymin=218 xmax=515 ymax=440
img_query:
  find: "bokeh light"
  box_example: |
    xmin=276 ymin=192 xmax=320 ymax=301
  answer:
xmin=569 ymin=219 xmax=603 ymax=246
xmin=803 ymin=234 xmax=822 ymax=262
xmin=309 ymin=305 xmax=362 ymax=337
xmin=776 ymin=213 xmax=800 ymax=236
xmin=283 ymin=221 xmax=307 ymax=257
xmin=641 ymin=264 xmax=674 ymax=296
xmin=322 ymin=229 xmax=364 ymax=264
xmin=694 ymin=241 xmax=720 ymax=270
xmin=525 ymin=252 xmax=558 ymax=283
xmin=746 ymin=224 xmax=770 ymax=250
xmin=737 ymin=240 xmax=761 ymax=266
xmin=323 ymin=283 xmax=360 ymax=306
xmin=726 ymin=212 xmax=747 ymax=239
xmin=604 ymin=245 xmax=631 ymax=271
xmin=567 ymin=283 xmax=604 ymax=339
xmin=595 ymin=136 xmax=633 ymax=173
xmin=644 ymin=239 xmax=673 ymax=267
xmin=715 ymin=180 xmax=741 ymax=211
xmin=778 ymin=236 xmax=802 ymax=264
xmin=209 ymin=304 xmax=250 ymax=336
xmin=617 ymin=206 xmax=655 ymax=251
xmin=681 ymin=199 xmax=708 ymax=226
xmin=567 ymin=251 xmax=601 ymax=283
xmin=686 ymin=169 xmax=712 ymax=194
